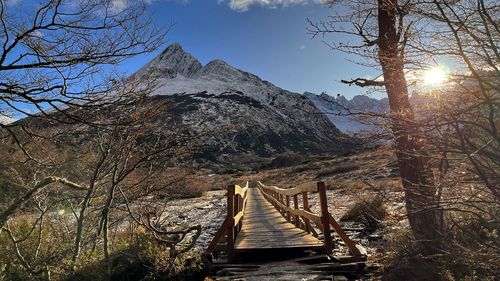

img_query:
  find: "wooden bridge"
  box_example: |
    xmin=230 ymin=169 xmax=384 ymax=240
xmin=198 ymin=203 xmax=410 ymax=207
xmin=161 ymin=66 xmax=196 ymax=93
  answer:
xmin=207 ymin=181 xmax=365 ymax=261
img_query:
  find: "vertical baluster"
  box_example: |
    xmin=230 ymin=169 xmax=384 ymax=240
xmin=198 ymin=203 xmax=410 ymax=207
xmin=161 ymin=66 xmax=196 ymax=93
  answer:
xmin=318 ymin=182 xmax=333 ymax=254
xmin=241 ymin=191 xmax=245 ymax=231
xmin=285 ymin=195 xmax=291 ymax=222
xmin=234 ymin=191 xmax=239 ymax=235
xmin=293 ymin=194 xmax=299 ymax=227
xmin=274 ymin=191 xmax=278 ymax=209
xmin=302 ymin=191 xmax=312 ymax=234
xmin=279 ymin=194 xmax=284 ymax=215
xmin=236 ymin=195 xmax=243 ymax=231
xmin=226 ymin=185 xmax=235 ymax=259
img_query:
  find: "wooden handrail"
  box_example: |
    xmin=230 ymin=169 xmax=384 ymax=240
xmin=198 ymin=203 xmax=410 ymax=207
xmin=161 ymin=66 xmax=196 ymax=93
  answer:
xmin=206 ymin=181 xmax=249 ymax=259
xmin=259 ymin=188 xmax=323 ymax=227
xmin=318 ymin=182 xmax=333 ymax=254
xmin=257 ymin=181 xmax=365 ymax=257
xmin=328 ymin=214 xmax=362 ymax=256
xmin=233 ymin=183 xmax=249 ymax=226
xmin=234 ymin=184 xmax=248 ymax=197
xmin=207 ymin=181 xmax=365 ymax=259
xmin=206 ymin=217 xmax=229 ymax=253
xmin=257 ymin=181 xmax=317 ymax=196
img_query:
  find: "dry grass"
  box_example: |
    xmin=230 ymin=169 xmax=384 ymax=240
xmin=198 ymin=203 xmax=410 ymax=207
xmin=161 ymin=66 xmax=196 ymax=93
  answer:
xmin=315 ymin=164 xmax=360 ymax=178
xmin=340 ymin=195 xmax=387 ymax=232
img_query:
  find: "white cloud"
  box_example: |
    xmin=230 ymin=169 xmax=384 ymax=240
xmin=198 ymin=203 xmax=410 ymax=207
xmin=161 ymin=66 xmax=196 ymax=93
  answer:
xmin=226 ymin=0 xmax=312 ymax=12
xmin=110 ymin=0 xmax=128 ymax=13
xmin=299 ymin=45 xmax=306 ymax=50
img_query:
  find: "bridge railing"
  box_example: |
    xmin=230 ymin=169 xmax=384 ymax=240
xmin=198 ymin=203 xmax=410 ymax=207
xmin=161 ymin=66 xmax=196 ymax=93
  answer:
xmin=206 ymin=181 xmax=249 ymax=257
xmin=257 ymin=181 xmax=363 ymax=256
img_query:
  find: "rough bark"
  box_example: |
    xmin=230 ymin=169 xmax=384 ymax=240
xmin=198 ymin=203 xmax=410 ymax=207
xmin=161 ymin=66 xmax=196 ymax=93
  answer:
xmin=377 ymin=0 xmax=442 ymax=251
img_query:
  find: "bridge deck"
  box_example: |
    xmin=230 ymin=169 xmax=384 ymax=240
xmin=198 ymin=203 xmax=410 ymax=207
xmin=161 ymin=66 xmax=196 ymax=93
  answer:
xmin=235 ymin=188 xmax=324 ymax=250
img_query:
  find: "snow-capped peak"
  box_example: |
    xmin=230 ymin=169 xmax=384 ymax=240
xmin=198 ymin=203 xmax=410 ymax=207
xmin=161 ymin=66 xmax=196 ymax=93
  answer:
xmin=193 ymin=59 xmax=263 ymax=85
xmin=137 ymin=43 xmax=291 ymax=99
xmin=137 ymin=43 xmax=202 ymax=78
xmin=195 ymin=59 xmax=240 ymax=79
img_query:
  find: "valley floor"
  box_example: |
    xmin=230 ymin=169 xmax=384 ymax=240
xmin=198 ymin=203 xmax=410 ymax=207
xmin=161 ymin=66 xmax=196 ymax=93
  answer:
xmin=161 ymin=146 xmax=406 ymax=279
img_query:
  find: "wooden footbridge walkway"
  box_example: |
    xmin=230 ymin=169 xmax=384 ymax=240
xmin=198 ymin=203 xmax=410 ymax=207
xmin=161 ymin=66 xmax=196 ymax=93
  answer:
xmin=207 ymin=181 xmax=366 ymax=261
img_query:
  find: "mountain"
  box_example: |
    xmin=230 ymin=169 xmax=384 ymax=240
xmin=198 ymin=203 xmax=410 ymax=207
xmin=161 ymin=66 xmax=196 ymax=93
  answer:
xmin=304 ymin=92 xmax=389 ymax=136
xmin=130 ymin=43 xmax=355 ymax=166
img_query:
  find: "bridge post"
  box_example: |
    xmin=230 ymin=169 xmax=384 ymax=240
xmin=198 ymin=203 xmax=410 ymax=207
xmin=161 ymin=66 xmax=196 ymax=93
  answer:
xmin=293 ymin=195 xmax=300 ymax=227
xmin=279 ymin=193 xmax=284 ymax=216
xmin=234 ymin=192 xmax=240 ymax=231
xmin=285 ymin=195 xmax=291 ymax=222
xmin=317 ymin=182 xmax=333 ymax=254
xmin=226 ymin=185 xmax=235 ymax=260
xmin=302 ymin=192 xmax=312 ymax=233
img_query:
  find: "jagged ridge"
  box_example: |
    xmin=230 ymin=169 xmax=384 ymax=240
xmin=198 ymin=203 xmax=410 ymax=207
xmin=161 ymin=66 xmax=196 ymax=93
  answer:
xmin=135 ymin=44 xmax=357 ymax=165
xmin=304 ymin=92 xmax=389 ymax=136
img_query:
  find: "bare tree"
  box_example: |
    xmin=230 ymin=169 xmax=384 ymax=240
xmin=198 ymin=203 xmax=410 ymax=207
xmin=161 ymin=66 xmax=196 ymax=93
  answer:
xmin=0 ymin=0 xmax=166 ymax=143
xmin=0 ymin=0 xmax=166 ymax=223
xmin=0 ymin=1 xmax=187 ymax=279
xmin=308 ymin=0 xmax=499 ymax=269
xmin=0 ymin=81 xmax=200 ymax=279
xmin=308 ymin=0 xmax=442 ymax=251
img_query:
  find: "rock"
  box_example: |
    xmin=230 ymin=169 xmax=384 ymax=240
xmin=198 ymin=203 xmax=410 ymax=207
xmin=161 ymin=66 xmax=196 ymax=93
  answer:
xmin=368 ymin=234 xmax=383 ymax=241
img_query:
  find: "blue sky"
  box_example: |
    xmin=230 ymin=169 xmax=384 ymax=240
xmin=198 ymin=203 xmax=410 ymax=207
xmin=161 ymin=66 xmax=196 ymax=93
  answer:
xmin=123 ymin=0 xmax=382 ymax=99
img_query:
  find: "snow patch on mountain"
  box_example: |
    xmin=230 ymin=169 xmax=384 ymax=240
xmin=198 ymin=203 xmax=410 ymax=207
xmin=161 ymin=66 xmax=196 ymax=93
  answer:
xmin=137 ymin=43 xmax=202 ymax=78
xmin=304 ymin=92 xmax=389 ymax=136
xmin=132 ymin=43 xmax=356 ymax=162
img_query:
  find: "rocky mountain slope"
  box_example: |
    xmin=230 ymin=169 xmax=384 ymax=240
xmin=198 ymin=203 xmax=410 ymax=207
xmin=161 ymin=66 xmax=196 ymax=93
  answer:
xmin=304 ymin=92 xmax=389 ymax=136
xmin=131 ymin=44 xmax=355 ymax=165
xmin=11 ymin=44 xmax=356 ymax=169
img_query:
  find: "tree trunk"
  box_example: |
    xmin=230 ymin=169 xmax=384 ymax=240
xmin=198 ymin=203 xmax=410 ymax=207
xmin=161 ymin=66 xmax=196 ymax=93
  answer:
xmin=71 ymin=153 xmax=106 ymax=272
xmin=377 ymin=0 xmax=442 ymax=252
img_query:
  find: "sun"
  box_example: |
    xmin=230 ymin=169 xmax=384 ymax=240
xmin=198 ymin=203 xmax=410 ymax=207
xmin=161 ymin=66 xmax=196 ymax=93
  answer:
xmin=422 ymin=66 xmax=448 ymax=85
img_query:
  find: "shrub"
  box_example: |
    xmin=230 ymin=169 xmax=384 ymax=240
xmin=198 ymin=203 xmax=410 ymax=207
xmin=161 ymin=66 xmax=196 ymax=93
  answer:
xmin=268 ymin=154 xmax=303 ymax=168
xmin=340 ymin=195 xmax=387 ymax=231
xmin=382 ymin=203 xmax=499 ymax=281
xmin=71 ymin=232 xmax=208 ymax=281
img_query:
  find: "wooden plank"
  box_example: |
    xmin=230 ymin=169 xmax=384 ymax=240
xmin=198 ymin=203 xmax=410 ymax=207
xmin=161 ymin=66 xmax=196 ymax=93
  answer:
xmin=237 ymin=243 xmax=323 ymax=249
xmin=235 ymin=187 xmax=323 ymax=251
xmin=236 ymin=236 xmax=320 ymax=242
xmin=237 ymin=242 xmax=323 ymax=248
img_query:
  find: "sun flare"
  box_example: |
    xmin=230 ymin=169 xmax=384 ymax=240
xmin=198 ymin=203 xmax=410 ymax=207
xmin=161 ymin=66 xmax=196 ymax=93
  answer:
xmin=422 ymin=66 xmax=448 ymax=85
